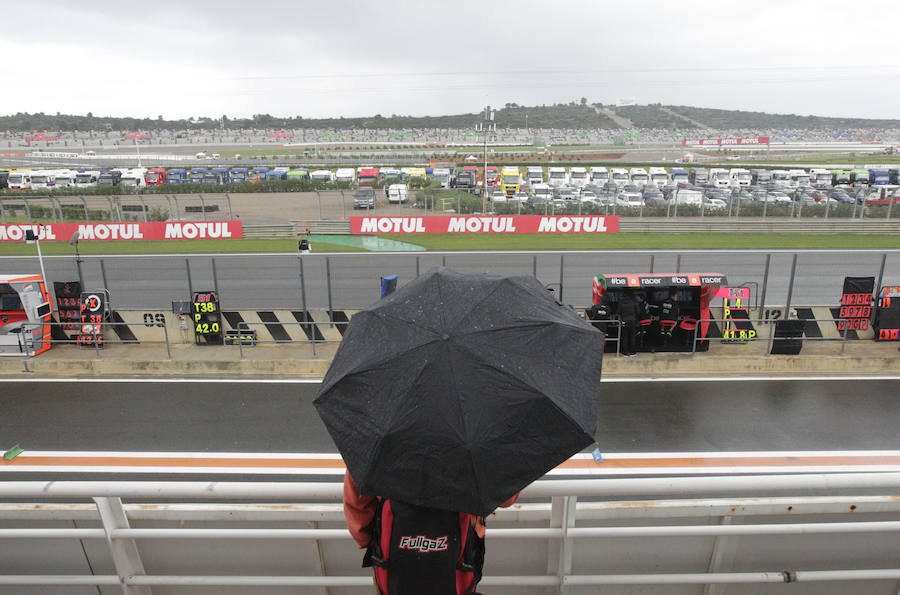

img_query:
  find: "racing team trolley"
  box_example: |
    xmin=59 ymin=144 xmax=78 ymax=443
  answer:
xmin=874 ymin=285 xmax=900 ymax=341
xmin=0 ymin=274 xmax=53 ymax=356
xmin=590 ymin=273 xmax=730 ymax=353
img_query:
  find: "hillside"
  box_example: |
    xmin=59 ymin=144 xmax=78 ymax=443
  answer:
xmin=1 ymin=103 xmax=898 ymax=132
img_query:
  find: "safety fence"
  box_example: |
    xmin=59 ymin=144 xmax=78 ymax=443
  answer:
xmin=2 ymin=475 xmax=900 ymax=592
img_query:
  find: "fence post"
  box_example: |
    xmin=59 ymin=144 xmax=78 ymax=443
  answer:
xmin=559 ymin=254 xmax=565 ymax=304
xmin=317 ymin=190 xmax=323 ymax=220
xmin=326 ymin=256 xmax=333 ymax=324
xmin=299 ymin=255 xmax=308 ymax=312
xmin=676 ymin=254 xmax=681 ymax=273
xmin=840 ymin=324 xmax=849 ymax=356
xmin=212 ymin=258 xmax=220 ymax=304
xmin=824 ymin=196 xmax=831 ymax=220
xmin=100 ymin=259 xmax=109 ymax=290
xmin=784 ymin=253 xmax=798 ymax=316
xmin=649 ymin=254 xmax=654 ymax=274
xmin=225 ymin=192 xmax=234 ymax=220
xmin=888 ymin=195 xmax=895 ymax=220
xmin=185 ymin=259 xmax=194 ymax=296
xmin=766 ymin=318 xmax=775 ymax=356
xmin=762 ymin=196 xmax=768 ymax=219
xmin=197 ymin=194 xmax=206 ymax=219
xmin=691 ymin=319 xmax=700 ymax=357
xmin=758 ymin=254 xmax=771 ymax=319
xmin=162 ymin=322 xmax=171 ymax=360
xmin=875 ymin=252 xmax=888 ymax=294
xmin=533 ymin=255 xmax=538 ymax=278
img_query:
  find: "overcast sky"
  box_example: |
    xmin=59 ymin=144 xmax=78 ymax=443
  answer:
xmin=5 ymin=0 xmax=900 ymax=121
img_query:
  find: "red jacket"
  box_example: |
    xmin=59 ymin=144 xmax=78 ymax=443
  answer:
xmin=343 ymin=471 xmax=519 ymax=549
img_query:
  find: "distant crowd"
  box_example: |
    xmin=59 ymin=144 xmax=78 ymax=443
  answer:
xmin=3 ymin=127 xmax=900 ymax=148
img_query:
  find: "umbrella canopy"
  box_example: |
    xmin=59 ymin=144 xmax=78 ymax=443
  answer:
xmin=314 ymin=267 xmax=605 ymax=516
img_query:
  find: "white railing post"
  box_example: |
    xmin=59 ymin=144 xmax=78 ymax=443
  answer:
xmin=94 ymin=497 xmax=152 ymax=595
xmin=704 ymin=516 xmax=739 ymax=595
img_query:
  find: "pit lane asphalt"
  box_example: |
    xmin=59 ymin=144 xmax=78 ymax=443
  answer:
xmin=3 ymin=378 xmax=898 ymax=454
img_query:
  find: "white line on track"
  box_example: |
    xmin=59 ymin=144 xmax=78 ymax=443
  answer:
xmin=2 ymin=376 xmax=898 ymax=384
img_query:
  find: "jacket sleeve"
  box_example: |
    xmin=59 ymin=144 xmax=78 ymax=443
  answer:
xmin=343 ymin=471 xmax=380 ymax=549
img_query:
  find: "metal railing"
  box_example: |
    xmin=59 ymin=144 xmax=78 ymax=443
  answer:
xmin=15 ymin=320 xmax=171 ymax=371
xmin=2 ymin=474 xmax=900 ymax=591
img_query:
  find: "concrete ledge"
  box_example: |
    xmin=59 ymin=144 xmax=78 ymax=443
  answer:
xmin=2 ymin=351 xmax=896 ymax=380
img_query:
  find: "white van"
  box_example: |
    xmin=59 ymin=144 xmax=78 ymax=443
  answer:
xmin=53 ymin=170 xmax=77 ymax=188
xmin=387 ymin=183 xmax=409 ymax=204
xmin=789 ymin=169 xmax=810 ymax=188
xmin=431 ymin=167 xmax=451 ymax=188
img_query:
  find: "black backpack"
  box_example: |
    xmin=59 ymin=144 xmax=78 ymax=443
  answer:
xmin=363 ymin=499 xmax=485 ymax=595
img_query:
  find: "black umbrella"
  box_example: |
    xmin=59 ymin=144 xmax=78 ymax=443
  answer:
xmin=314 ymin=267 xmax=605 ymax=516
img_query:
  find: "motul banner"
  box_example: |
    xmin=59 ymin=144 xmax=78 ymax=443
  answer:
xmin=351 ymin=215 xmax=619 ymax=234
xmin=0 ymin=221 xmax=243 ymax=241
xmin=682 ymin=137 xmax=769 ymax=146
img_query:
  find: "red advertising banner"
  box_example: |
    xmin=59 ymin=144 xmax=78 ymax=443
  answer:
xmin=0 ymin=221 xmax=243 ymax=242
xmin=682 ymin=137 xmax=769 ymax=146
xmin=350 ymin=215 xmax=619 ymax=234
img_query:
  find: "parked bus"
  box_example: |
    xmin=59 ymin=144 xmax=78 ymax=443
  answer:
xmin=53 ymin=170 xmax=76 ymax=188
xmin=251 ymin=166 xmax=270 ymax=182
xmin=832 ymin=170 xmax=851 ymax=186
xmin=98 ymin=170 xmax=122 ymax=186
xmin=267 ymin=167 xmax=290 ymax=181
xmin=28 ymin=170 xmax=58 ymax=190
xmin=750 ymin=169 xmax=771 ymax=185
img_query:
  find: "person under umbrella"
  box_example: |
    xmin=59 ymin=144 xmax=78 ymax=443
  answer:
xmin=315 ymin=267 xmax=605 ymax=594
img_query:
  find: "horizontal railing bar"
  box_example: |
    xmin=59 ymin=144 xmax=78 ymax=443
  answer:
xmin=9 ymin=569 xmax=898 ymax=588
xmin=0 ymin=575 xmax=121 ymax=585
xmin=10 ymin=519 xmax=887 ymax=542
xmin=2 ymin=473 xmax=900 ymax=499
xmin=0 ymin=529 xmax=106 ymax=539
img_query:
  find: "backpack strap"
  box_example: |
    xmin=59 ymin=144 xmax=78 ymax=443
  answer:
xmin=362 ymin=498 xmax=390 ymax=569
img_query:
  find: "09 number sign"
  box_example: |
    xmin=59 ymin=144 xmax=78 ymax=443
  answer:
xmin=191 ymin=291 xmax=222 ymax=344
